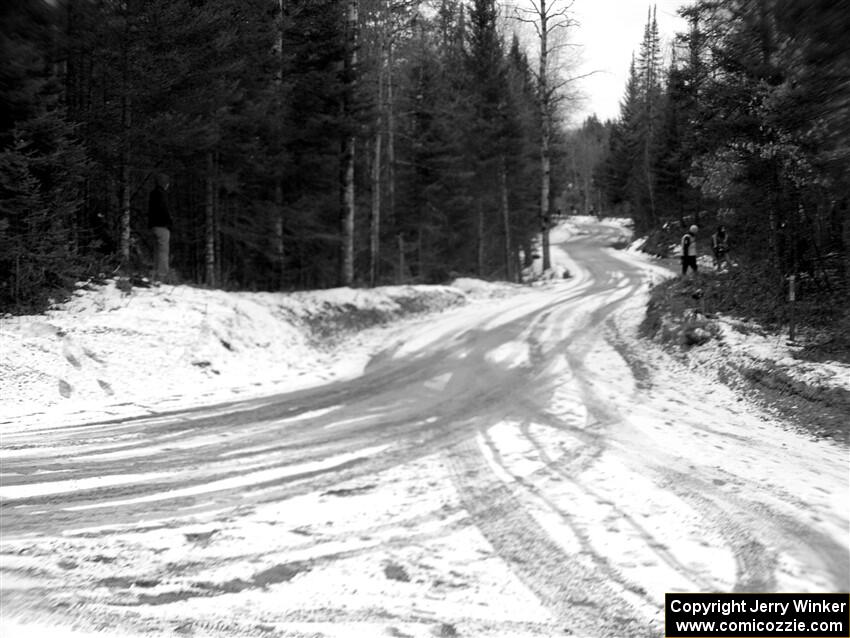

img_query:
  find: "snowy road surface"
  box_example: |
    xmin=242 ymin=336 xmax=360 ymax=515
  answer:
xmin=2 ymin=222 xmax=848 ymax=638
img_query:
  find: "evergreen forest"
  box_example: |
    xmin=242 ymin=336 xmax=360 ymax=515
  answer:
xmin=1 ymin=0 xmax=848 ymax=327
xmin=594 ymin=1 xmax=849 ymax=330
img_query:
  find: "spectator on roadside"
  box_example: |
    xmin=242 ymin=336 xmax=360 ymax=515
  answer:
xmin=148 ymin=173 xmax=173 ymax=283
xmin=711 ymin=225 xmax=729 ymax=270
xmin=681 ymin=224 xmax=699 ymax=277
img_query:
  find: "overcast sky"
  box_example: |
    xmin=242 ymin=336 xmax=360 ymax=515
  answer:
xmin=567 ymin=0 xmax=688 ymax=124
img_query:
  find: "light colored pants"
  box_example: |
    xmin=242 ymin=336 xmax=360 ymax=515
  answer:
xmin=152 ymin=226 xmax=170 ymax=281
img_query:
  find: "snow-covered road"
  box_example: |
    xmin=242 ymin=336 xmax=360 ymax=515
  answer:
xmin=2 ymin=222 xmax=848 ymax=638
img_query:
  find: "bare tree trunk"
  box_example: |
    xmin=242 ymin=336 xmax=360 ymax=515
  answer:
xmin=214 ymin=153 xmax=222 ymax=285
xmin=386 ymin=42 xmax=396 ymax=227
xmin=538 ymin=0 xmax=551 ymax=272
xmin=119 ymin=37 xmax=131 ymax=268
xmin=370 ymin=130 xmax=382 ymax=286
xmin=120 ymin=154 xmax=131 ymax=268
xmin=339 ymin=0 xmax=358 ymax=286
xmin=515 ymin=250 xmax=523 ymax=284
xmin=842 ymin=200 xmax=850 ymax=290
xmin=14 ymin=254 xmax=20 ymax=303
xmin=501 ymin=156 xmax=512 ymax=281
xmin=275 ymin=0 xmax=286 ymax=289
xmin=397 ymin=233 xmax=405 ymax=284
xmin=541 ymin=115 xmax=551 ymax=272
xmin=274 ymin=182 xmax=284 ymax=288
xmin=477 ymin=201 xmax=485 ymax=276
xmin=205 ymin=151 xmax=216 ymax=287
xmin=370 ymin=55 xmax=384 ymax=287
xmin=340 ymin=141 xmax=356 ymax=286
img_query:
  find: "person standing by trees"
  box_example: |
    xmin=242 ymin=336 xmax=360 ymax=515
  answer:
xmin=711 ymin=225 xmax=729 ymax=270
xmin=148 ymin=173 xmax=173 ymax=283
xmin=681 ymin=224 xmax=698 ymax=277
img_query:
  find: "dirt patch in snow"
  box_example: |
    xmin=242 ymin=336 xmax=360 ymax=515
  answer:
xmin=95 ymin=561 xmax=313 ymax=607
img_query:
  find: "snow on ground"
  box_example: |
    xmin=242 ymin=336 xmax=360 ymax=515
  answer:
xmin=0 ymin=282 xmax=478 ymax=430
xmin=1 ymin=217 xmax=847 ymax=638
xmin=0 ymin=619 xmax=110 ymax=638
xmin=1 ymin=210 xmax=843 ymax=450
xmin=685 ymin=315 xmax=850 ymax=405
xmin=4 ymin=209 xmax=833 ymax=435
xmin=1 ymin=451 xmax=556 ymax=638
xmin=0 ymin=219 xmax=602 ymax=432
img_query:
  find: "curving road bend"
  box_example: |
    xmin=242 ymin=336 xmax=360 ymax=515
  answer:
xmin=2 ymin=222 xmax=848 ymax=638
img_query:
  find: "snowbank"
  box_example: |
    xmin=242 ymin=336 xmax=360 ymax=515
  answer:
xmin=688 ymin=317 xmax=850 ymax=412
xmin=608 ymin=237 xmax=849 ymax=442
xmin=644 ymin=303 xmax=850 ymax=441
xmin=0 ymin=281 xmax=468 ymax=429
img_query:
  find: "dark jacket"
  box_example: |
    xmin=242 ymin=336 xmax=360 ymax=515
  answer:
xmin=148 ymin=185 xmax=172 ymax=230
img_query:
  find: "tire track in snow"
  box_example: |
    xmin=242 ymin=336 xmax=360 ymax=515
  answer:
xmin=555 ymin=305 xmax=781 ymax=594
xmin=662 ymin=470 xmax=849 ymax=592
xmin=476 ymin=426 xmax=667 ymax=608
xmin=512 ymin=421 xmax=718 ymax=594
xmin=446 ymin=435 xmax=654 ymax=638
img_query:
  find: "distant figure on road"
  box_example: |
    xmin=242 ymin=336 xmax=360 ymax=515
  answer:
xmin=148 ymin=173 xmax=173 ymax=283
xmin=711 ymin=225 xmax=729 ymax=271
xmin=681 ymin=224 xmax=699 ymax=276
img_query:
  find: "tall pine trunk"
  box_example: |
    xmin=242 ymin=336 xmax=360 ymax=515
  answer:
xmin=397 ymin=233 xmax=405 ymax=284
xmin=275 ymin=0 xmax=286 ymax=289
xmin=477 ymin=201 xmax=485 ymax=276
xmin=370 ymin=54 xmax=384 ymax=287
xmin=370 ymin=130 xmax=382 ymax=287
xmin=119 ymin=30 xmax=131 ymax=268
xmin=339 ymin=0 xmax=358 ymax=286
xmin=274 ymin=182 xmax=284 ymax=288
xmin=214 ymin=151 xmax=222 ymax=285
xmin=501 ymin=156 xmax=512 ymax=281
xmin=205 ymin=151 xmax=216 ymax=287
xmin=538 ymin=0 xmax=551 ymax=272
xmin=386 ymin=42 xmax=396 ymax=227
xmin=840 ymin=199 xmax=850 ymax=290
xmin=540 ymin=113 xmax=551 ymax=272
xmin=120 ymin=153 xmax=130 ymax=268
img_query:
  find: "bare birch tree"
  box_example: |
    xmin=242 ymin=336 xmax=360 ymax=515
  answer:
xmin=514 ymin=0 xmax=585 ymax=273
xmin=340 ymin=0 xmax=359 ymax=286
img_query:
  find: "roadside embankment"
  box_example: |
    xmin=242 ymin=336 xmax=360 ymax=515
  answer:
xmin=0 ymin=279 xmax=502 ymax=428
xmin=640 ymin=276 xmax=850 ymax=444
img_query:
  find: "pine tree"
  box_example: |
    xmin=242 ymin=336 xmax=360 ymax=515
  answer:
xmin=598 ymin=56 xmax=641 ymax=219
xmin=631 ymin=5 xmax=664 ymax=228
xmin=0 ymin=0 xmax=90 ymax=311
xmin=465 ymin=0 xmax=507 ymax=276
